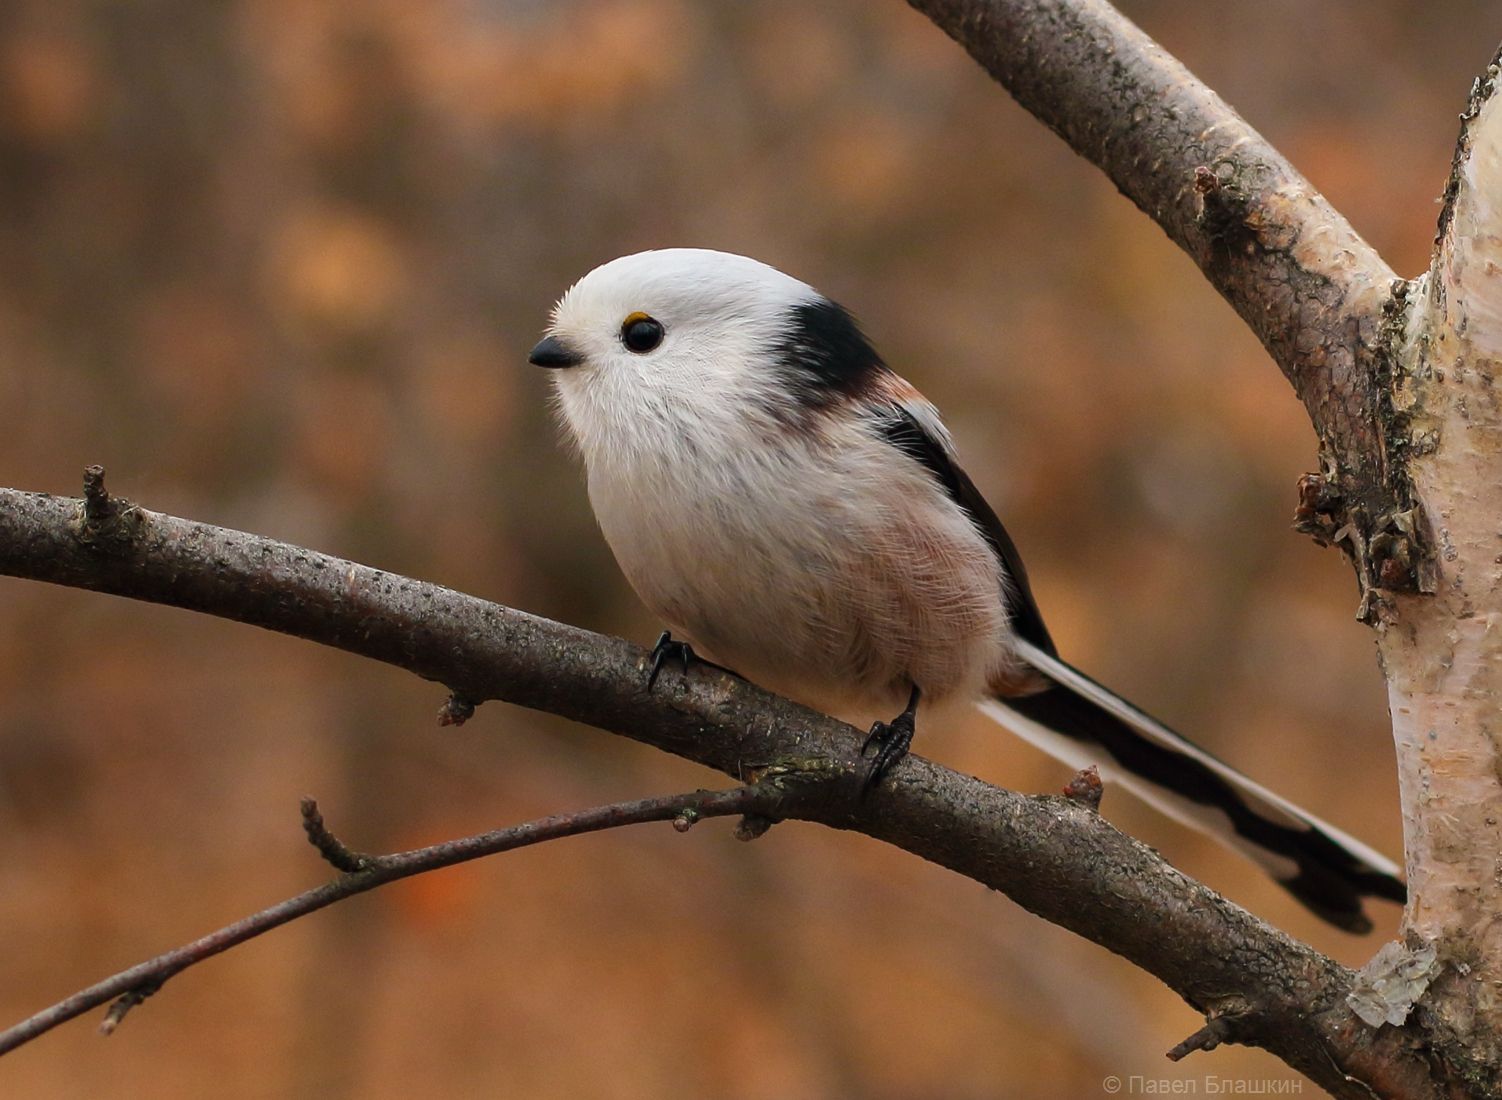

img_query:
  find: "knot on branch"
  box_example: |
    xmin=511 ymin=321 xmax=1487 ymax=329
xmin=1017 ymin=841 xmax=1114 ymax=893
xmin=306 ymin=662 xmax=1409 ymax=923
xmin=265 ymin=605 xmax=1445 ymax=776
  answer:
xmin=1062 ymin=765 xmax=1104 ymax=810
xmin=1193 ymin=164 xmax=1257 ymax=252
xmin=99 ymin=979 xmax=163 ymax=1037
xmin=73 ymin=465 xmax=141 ymax=551
xmin=437 ymin=691 xmax=478 ymax=727
xmin=734 ymin=814 xmax=775 ymax=841
xmin=1294 ymin=473 xmax=1433 ymax=625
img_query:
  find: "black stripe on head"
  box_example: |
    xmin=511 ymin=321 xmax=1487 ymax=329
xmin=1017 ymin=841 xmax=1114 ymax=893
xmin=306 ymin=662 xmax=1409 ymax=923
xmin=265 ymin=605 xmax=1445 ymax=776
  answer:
xmin=772 ymin=298 xmax=884 ymax=405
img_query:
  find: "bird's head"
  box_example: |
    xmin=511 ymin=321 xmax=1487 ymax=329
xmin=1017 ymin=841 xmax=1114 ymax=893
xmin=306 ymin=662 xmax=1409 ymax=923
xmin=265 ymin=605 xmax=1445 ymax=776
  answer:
xmin=532 ymin=248 xmax=886 ymax=457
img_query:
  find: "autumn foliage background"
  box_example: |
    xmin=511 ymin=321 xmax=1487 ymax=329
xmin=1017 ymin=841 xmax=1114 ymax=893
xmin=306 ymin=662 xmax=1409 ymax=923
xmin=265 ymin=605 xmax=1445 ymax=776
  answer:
xmin=0 ymin=2 xmax=1495 ymax=1097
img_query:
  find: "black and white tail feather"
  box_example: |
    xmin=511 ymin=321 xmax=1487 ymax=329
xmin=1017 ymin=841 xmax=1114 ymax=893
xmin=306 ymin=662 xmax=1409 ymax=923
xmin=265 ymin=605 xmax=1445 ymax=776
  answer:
xmin=985 ymin=646 xmax=1404 ymax=933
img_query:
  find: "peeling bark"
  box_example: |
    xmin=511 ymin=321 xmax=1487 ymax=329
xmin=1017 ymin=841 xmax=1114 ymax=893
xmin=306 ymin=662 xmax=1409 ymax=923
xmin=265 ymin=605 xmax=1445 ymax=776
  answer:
xmin=1382 ymin=49 xmax=1502 ymax=1083
xmin=0 ymin=0 xmax=1499 ymax=1093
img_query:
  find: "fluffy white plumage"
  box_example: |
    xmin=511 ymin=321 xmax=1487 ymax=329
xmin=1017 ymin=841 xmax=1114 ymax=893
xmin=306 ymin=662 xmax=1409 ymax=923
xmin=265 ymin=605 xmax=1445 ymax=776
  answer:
xmin=548 ymin=249 xmax=1018 ymax=720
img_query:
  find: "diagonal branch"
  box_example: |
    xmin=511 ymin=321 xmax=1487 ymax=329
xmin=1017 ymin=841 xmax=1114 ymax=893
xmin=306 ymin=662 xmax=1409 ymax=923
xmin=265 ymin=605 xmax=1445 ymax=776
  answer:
xmin=0 ymin=784 xmax=784 ymax=1057
xmin=906 ymin=0 xmax=1395 ymax=458
xmin=906 ymin=0 xmax=1419 ymax=602
xmin=0 ymin=477 xmax=1463 ymax=1095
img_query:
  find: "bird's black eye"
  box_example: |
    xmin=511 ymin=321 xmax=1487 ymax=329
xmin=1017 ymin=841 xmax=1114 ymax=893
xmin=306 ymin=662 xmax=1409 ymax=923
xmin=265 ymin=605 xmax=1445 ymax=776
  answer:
xmin=620 ymin=312 xmax=664 ymax=353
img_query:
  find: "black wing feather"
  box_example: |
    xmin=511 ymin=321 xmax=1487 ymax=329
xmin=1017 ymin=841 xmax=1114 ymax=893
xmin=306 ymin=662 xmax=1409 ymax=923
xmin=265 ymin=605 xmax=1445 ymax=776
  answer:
xmin=874 ymin=405 xmax=1057 ymax=656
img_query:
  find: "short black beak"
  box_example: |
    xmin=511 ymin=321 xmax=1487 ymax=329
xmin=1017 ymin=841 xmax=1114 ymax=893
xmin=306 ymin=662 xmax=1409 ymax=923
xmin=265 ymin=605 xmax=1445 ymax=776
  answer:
xmin=528 ymin=335 xmax=585 ymax=369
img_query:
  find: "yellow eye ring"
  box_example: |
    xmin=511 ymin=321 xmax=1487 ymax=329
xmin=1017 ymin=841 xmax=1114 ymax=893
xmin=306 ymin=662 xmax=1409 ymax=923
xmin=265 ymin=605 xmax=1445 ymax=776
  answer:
xmin=621 ymin=312 xmax=665 ymax=353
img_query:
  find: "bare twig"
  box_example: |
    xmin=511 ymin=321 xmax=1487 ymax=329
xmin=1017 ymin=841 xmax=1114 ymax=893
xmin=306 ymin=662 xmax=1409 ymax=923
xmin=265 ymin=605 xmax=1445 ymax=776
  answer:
xmin=1167 ymin=1013 xmax=1242 ymax=1062
xmin=0 ymin=0 xmax=1490 ymax=1089
xmin=0 ymin=784 xmax=781 ymax=1057
xmin=1 ymin=0 xmax=1493 ymax=1090
xmin=300 ymin=797 xmax=370 ymax=872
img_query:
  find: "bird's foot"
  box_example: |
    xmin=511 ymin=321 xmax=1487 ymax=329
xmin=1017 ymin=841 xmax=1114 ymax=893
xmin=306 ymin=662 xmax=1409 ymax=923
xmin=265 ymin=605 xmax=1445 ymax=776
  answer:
xmin=646 ymin=631 xmax=696 ymax=691
xmin=650 ymin=629 xmax=737 ymax=691
xmin=862 ymin=686 xmax=921 ymax=790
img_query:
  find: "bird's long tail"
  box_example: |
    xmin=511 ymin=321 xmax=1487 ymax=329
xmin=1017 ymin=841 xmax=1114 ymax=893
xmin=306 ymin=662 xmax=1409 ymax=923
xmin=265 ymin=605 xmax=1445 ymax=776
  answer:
xmin=982 ymin=638 xmax=1404 ymax=933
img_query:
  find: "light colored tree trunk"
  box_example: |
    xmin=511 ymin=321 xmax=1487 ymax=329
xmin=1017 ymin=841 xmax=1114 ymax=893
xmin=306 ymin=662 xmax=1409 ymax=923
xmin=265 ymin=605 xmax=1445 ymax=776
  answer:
xmin=1386 ymin=63 xmax=1502 ymax=1062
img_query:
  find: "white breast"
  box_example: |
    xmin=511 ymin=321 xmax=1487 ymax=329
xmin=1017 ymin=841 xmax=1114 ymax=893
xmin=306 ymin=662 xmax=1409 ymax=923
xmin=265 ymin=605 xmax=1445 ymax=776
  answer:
xmin=565 ymin=378 xmax=1015 ymax=722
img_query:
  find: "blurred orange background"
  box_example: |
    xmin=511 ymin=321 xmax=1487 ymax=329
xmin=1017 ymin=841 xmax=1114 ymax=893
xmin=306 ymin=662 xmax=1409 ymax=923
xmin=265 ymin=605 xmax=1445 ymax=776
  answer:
xmin=0 ymin=1 xmax=1494 ymax=1096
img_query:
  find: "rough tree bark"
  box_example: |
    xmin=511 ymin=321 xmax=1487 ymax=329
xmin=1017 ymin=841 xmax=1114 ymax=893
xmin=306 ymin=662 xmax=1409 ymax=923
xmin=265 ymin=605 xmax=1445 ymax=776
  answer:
xmin=1 ymin=1 xmax=1500 ymax=1096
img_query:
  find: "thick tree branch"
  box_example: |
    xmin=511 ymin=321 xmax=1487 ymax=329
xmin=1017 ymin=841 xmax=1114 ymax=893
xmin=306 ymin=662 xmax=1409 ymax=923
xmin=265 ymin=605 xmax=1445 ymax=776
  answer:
xmin=0 ymin=785 xmax=783 ymax=1056
xmin=906 ymin=0 xmax=1394 ymax=446
xmin=0 ymin=479 xmax=1467 ymax=1096
xmin=906 ymin=0 xmax=1421 ymax=606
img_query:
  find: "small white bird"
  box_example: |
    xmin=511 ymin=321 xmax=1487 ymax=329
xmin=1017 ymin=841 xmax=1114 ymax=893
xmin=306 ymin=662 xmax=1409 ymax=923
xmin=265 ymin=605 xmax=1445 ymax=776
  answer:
xmin=531 ymin=247 xmax=1403 ymax=932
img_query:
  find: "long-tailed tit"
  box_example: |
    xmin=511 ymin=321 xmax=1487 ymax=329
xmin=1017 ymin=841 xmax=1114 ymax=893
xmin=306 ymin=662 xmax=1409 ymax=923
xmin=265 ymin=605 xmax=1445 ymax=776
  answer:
xmin=530 ymin=247 xmax=1403 ymax=932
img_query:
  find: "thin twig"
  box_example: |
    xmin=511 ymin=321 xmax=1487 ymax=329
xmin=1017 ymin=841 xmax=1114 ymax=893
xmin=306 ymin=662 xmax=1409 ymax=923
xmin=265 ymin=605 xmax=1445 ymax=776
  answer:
xmin=300 ymin=797 xmax=370 ymax=872
xmin=1167 ymin=1013 xmax=1240 ymax=1062
xmin=0 ymin=785 xmax=778 ymax=1057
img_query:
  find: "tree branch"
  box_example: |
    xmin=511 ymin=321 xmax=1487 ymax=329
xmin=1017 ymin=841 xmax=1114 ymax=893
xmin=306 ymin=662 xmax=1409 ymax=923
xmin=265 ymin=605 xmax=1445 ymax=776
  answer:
xmin=0 ymin=784 xmax=784 ymax=1056
xmin=905 ymin=0 xmax=1420 ymax=604
xmin=906 ymin=0 xmax=1394 ymax=449
xmin=0 ymin=478 xmax=1467 ymax=1095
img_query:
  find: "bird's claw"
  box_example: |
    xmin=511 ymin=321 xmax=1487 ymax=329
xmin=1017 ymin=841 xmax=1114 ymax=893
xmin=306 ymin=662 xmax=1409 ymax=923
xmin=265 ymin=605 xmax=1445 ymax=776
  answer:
xmin=862 ymin=711 xmax=915 ymax=790
xmin=646 ymin=631 xmax=696 ymax=691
